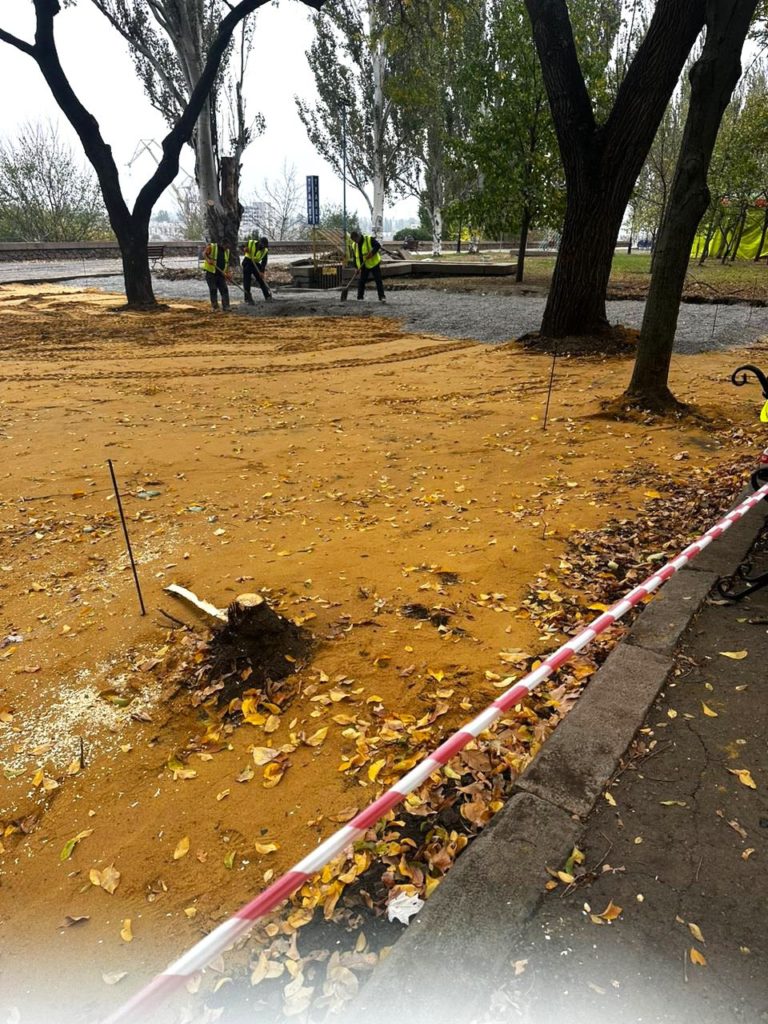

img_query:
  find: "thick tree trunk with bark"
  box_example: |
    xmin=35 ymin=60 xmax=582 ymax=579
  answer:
xmin=542 ymin=182 xmax=625 ymax=335
xmin=525 ymin=0 xmax=706 ymax=339
xmin=627 ymin=0 xmax=759 ymax=409
xmin=120 ymin=224 xmax=156 ymax=306
xmin=206 ymin=156 xmax=242 ymax=253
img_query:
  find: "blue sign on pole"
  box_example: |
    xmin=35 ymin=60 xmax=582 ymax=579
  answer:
xmin=306 ymin=175 xmax=320 ymax=226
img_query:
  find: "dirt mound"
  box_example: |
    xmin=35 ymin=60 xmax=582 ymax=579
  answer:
xmin=516 ymin=323 xmax=640 ymax=356
xmin=201 ymin=595 xmax=312 ymax=705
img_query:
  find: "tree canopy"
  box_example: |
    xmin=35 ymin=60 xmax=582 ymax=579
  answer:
xmin=0 ymin=121 xmax=109 ymax=241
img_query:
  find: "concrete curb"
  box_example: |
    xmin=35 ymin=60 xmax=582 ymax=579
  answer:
xmin=344 ymin=489 xmax=766 ymax=1022
xmin=350 ymin=792 xmax=580 ymax=1022
xmin=515 ymin=643 xmax=672 ymax=818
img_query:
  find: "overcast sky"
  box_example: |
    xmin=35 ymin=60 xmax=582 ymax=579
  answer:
xmin=0 ymin=1 xmax=416 ymax=223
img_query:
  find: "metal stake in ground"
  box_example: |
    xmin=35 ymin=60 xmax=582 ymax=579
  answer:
xmin=106 ymin=459 xmax=146 ymax=616
xmin=542 ymin=340 xmax=558 ymax=431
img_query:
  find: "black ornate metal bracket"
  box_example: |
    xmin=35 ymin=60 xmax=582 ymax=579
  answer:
xmin=716 ymin=554 xmax=768 ymax=601
xmin=717 ymin=371 xmax=768 ymax=600
xmin=731 ymin=363 xmax=768 ymax=397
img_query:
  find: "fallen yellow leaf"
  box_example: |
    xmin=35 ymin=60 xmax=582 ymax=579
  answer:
xmin=173 ymin=836 xmax=190 ymax=860
xmin=263 ymin=762 xmax=285 ymax=788
xmin=690 ymin=948 xmax=707 ymax=966
xmin=120 ymin=919 xmax=133 ymax=942
xmin=251 ymin=746 xmax=277 ymax=766
xmin=368 ymin=759 xmax=386 ymax=782
xmin=255 ymin=841 xmax=279 ymax=855
xmin=701 ymin=702 xmax=718 ymax=718
xmin=89 ymin=864 xmax=121 ymax=894
xmin=719 ymin=650 xmax=747 ymax=660
xmin=728 ymin=768 xmax=757 ymax=789
xmin=305 ymin=727 xmax=328 ymax=748
xmin=598 ymin=901 xmax=622 ymax=922
xmin=688 ymin=922 xmax=704 ymax=943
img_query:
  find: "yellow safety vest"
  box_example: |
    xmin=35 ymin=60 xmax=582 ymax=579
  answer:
xmin=246 ymin=240 xmax=268 ymax=264
xmin=203 ymin=243 xmax=229 ymax=274
xmin=355 ymin=235 xmax=381 ymax=270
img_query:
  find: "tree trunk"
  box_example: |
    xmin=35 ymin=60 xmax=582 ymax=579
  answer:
xmin=627 ymin=0 xmax=759 ymax=409
xmin=729 ymin=204 xmax=748 ymax=261
xmin=432 ymin=206 xmax=443 ymax=256
xmin=370 ymin=30 xmax=387 ymax=238
xmin=206 ymin=155 xmax=241 ymax=253
xmin=720 ymin=222 xmax=733 ymax=262
xmin=120 ymin=224 xmax=156 ymax=306
xmin=698 ymin=211 xmax=721 ymax=264
xmin=754 ymin=204 xmax=768 ymax=261
xmin=372 ymin=169 xmax=385 ymax=237
xmin=541 ymin=186 xmax=622 ymax=335
xmin=516 ymin=206 xmax=531 ymax=283
xmin=525 ymin=0 xmax=706 ymax=339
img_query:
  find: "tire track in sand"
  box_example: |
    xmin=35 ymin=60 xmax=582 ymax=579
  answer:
xmin=0 ymin=339 xmax=478 ymax=384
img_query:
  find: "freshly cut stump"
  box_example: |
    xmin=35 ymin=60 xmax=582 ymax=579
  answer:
xmin=205 ymin=592 xmax=311 ymax=703
xmin=225 ymin=593 xmax=287 ymax=638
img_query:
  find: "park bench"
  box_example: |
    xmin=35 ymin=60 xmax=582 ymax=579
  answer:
xmin=147 ymin=244 xmax=166 ymax=268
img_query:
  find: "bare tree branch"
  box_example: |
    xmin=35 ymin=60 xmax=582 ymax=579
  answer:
xmin=0 ymin=26 xmax=36 ymax=56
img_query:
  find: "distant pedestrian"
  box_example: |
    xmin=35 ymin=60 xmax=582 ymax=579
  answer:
xmin=202 ymin=240 xmax=231 ymax=311
xmin=350 ymin=230 xmax=386 ymax=302
xmin=242 ymin=236 xmax=273 ymax=304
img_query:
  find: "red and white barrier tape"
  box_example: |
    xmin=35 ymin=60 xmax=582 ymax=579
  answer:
xmin=104 ymin=483 xmax=768 ymax=1024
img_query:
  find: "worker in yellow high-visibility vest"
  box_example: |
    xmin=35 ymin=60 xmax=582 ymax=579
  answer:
xmin=202 ymin=241 xmax=232 ymax=311
xmin=241 ymin=236 xmax=272 ymax=304
xmin=350 ymin=230 xmax=386 ymax=302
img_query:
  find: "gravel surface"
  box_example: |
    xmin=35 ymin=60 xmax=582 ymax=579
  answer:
xmin=16 ymin=270 xmax=768 ymax=354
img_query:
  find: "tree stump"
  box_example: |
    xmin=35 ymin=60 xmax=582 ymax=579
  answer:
xmin=167 ymin=584 xmax=312 ymax=704
xmin=206 ymin=592 xmax=310 ymax=703
xmin=225 ymin=593 xmax=294 ymax=641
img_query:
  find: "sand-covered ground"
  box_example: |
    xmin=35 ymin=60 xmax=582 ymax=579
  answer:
xmin=0 ymin=284 xmax=766 ymax=1023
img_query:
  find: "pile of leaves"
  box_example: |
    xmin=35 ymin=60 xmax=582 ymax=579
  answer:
xmin=521 ymin=453 xmax=757 ymax=658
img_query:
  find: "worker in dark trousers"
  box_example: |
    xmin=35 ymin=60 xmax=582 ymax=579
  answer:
xmin=202 ymin=240 xmax=231 ymax=311
xmin=242 ymin=236 xmax=272 ymax=303
xmin=350 ymin=230 xmax=386 ymax=302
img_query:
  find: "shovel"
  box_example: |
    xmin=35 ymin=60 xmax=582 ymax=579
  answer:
xmin=340 ymin=267 xmax=360 ymax=302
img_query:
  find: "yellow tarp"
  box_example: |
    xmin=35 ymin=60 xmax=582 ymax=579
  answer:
xmin=693 ymin=206 xmax=768 ymax=261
